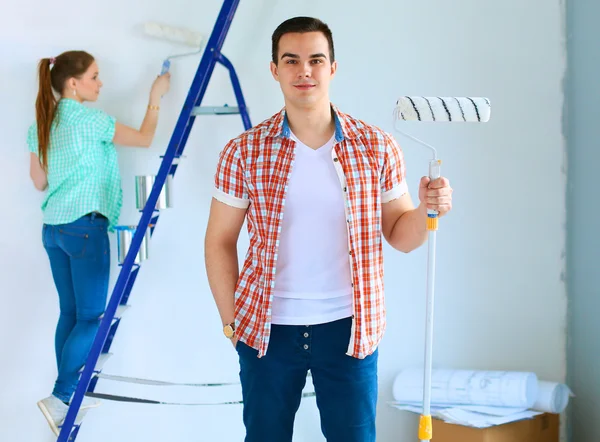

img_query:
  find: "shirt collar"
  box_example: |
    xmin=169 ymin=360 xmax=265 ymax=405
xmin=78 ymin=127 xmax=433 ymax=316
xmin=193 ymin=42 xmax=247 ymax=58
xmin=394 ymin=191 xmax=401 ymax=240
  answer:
xmin=58 ymin=97 xmax=84 ymax=109
xmin=265 ymin=103 xmax=361 ymax=142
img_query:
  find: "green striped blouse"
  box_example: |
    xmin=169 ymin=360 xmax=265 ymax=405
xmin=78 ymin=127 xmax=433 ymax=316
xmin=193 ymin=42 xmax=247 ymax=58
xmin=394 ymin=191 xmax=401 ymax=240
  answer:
xmin=28 ymin=98 xmax=122 ymax=230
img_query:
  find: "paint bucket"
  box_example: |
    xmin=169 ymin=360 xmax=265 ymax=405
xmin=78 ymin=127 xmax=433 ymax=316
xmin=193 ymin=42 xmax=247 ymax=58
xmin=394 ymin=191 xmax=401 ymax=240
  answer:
xmin=115 ymin=225 xmax=150 ymax=264
xmin=135 ymin=175 xmax=173 ymax=210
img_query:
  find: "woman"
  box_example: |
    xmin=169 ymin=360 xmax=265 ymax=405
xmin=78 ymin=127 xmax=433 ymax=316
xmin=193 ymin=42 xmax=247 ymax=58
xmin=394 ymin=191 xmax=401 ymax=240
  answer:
xmin=28 ymin=50 xmax=170 ymax=436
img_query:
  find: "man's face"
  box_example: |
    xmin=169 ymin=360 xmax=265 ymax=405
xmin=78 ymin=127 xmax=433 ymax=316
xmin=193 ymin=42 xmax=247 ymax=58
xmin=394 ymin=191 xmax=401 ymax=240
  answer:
xmin=270 ymin=31 xmax=337 ymax=109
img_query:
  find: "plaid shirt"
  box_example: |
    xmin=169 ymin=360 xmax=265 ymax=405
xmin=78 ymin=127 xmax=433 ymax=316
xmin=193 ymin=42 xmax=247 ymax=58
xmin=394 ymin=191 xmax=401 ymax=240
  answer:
xmin=28 ymin=98 xmax=122 ymax=230
xmin=213 ymin=104 xmax=408 ymax=358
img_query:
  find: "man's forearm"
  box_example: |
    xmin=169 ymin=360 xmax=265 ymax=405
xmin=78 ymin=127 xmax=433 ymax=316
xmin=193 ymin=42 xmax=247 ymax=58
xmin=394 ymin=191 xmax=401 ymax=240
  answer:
xmin=205 ymin=241 xmax=239 ymax=325
xmin=388 ymin=203 xmax=429 ymax=253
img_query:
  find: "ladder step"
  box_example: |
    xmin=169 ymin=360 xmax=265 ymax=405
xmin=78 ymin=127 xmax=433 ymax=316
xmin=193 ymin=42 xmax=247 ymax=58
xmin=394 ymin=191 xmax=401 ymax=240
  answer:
xmin=192 ymin=105 xmax=242 ymax=115
xmin=114 ymin=304 xmax=130 ymax=319
xmin=99 ymin=305 xmax=131 ymax=322
xmin=95 ymin=353 xmax=112 ymax=372
xmin=80 ymin=353 xmax=113 ymax=374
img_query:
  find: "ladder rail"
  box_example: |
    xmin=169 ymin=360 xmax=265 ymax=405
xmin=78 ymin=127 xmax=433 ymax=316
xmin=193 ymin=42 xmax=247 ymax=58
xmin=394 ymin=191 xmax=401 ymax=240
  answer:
xmin=217 ymin=53 xmax=252 ymax=130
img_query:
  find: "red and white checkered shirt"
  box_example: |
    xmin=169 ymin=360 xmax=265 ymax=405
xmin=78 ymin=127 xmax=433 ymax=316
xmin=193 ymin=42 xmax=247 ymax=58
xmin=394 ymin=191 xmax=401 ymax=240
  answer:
xmin=213 ymin=104 xmax=408 ymax=358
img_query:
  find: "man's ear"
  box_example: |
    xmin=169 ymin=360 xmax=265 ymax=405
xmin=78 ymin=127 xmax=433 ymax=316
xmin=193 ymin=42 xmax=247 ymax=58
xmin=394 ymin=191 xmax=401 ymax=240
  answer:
xmin=330 ymin=60 xmax=338 ymax=78
xmin=270 ymin=61 xmax=280 ymax=82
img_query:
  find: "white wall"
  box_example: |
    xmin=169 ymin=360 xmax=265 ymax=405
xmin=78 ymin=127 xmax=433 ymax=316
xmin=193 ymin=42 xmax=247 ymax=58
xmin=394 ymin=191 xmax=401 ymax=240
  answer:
xmin=0 ymin=0 xmax=567 ymax=441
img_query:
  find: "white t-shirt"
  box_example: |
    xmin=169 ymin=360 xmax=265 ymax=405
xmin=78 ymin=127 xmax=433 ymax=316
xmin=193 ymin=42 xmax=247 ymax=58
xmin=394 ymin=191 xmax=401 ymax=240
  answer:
xmin=271 ymin=131 xmax=353 ymax=325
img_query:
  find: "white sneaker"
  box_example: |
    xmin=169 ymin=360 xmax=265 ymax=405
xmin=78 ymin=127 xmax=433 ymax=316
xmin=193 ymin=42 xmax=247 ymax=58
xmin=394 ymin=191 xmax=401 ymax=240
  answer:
xmin=37 ymin=395 xmax=68 ymax=436
xmin=79 ymin=395 xmax=101 ymax=410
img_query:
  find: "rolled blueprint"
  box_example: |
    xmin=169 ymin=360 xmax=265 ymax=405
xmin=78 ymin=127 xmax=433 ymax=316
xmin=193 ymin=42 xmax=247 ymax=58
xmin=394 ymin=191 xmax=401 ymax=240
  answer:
xmin=392 ymin=368 xmax=539 ymax=408
xmin=532 ymin=381 xmax=573 ymax=413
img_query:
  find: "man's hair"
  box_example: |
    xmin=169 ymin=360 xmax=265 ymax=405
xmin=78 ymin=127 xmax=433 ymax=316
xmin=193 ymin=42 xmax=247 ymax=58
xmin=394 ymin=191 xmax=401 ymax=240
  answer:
xmin=271 ymin=17 xmax=335 ymax=64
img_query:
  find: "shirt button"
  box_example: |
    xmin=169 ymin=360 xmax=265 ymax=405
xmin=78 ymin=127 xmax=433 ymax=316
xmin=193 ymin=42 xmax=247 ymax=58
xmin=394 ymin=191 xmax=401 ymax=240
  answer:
xmin=343 ymin=187 xmax=347 ymax=192
xmin=304 ymin=332 xmax=309 ymax=338
xmin=304 ymin=344 xmax=309 ymax=350
xmin=333 ymin=157 xmax=339 ymax=162
xmin=349 ymin=250 xmax=353 ymax=255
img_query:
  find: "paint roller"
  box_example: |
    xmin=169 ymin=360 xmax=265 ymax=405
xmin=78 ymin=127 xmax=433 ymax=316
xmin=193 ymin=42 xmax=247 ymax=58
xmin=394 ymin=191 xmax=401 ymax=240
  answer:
xmin=392 ymin=96 xmax=491 ymax=442
xmin=143 ymin=22 xmax=205 ymax=74
xmin=393 ymin=95 xmax=491 ymax=226
xmin=395 ymin=96 xmax=491 ymax=123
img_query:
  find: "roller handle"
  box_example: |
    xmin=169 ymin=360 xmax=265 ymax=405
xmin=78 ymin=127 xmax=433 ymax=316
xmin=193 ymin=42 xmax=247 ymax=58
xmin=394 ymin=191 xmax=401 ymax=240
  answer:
xmin=427 ymin=159 xmax=441 ymax=231
xmin=419 ymin=158 xmax=442 ymax=441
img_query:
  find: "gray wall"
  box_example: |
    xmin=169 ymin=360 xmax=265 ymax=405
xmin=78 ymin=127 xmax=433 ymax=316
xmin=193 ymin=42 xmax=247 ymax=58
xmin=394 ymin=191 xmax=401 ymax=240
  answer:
xmin=566 ymin=0 xmax=600 ymax=440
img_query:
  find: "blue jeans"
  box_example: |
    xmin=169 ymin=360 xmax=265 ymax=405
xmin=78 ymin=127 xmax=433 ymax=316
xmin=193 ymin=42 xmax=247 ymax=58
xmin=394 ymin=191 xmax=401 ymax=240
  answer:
xmin=42 ymin=213 xmax=110 ymax=402
xmin=236 ymin=317 xmax=378 ymax=442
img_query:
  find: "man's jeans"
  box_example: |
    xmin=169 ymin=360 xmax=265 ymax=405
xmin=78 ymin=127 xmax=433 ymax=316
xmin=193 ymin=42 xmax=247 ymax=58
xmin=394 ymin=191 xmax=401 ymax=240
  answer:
xmin=42 ymin=213 xmax=109 ymax=402
xmin=237 ymin=316 xmax=378 ymax=442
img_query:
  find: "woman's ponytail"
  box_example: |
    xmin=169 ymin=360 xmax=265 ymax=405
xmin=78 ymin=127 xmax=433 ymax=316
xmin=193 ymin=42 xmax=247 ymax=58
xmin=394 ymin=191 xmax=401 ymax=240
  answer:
xmin=35 ymin=58 xmax=57 ymax=171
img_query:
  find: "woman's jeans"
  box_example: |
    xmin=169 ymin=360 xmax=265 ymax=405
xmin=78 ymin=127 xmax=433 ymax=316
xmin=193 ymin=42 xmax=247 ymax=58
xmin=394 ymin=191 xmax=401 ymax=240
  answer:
xmin=42 ymin=213 xmax=109 ymax=402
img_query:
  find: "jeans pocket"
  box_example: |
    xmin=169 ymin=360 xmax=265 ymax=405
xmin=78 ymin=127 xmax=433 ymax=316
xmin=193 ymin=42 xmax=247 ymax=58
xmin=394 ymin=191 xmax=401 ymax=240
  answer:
xmin=57 ymin=228 xmax=89 ymax=259
xmin=236 ymin=340 xmax=256 ymax=358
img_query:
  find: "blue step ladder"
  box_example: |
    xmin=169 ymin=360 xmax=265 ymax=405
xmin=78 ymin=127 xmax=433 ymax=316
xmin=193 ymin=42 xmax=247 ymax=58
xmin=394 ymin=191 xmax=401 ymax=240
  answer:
xmin=57 ymin=1 xmax=251 ymax=440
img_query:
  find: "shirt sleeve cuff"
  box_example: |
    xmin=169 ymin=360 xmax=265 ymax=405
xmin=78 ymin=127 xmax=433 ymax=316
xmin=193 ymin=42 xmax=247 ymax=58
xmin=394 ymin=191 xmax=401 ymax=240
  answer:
xmin=213 ymin=187 xmax=250 ymax=209
xmin=381 ymin=180 xmax=409 ymax=204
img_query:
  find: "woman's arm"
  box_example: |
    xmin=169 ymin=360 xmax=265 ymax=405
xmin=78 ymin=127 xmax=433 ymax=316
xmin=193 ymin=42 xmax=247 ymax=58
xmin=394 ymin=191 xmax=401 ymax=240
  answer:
xmin=113 ymin=73 xmax=171 ymax=148
xmin=29 ymin=153 xmax=47 ymax=191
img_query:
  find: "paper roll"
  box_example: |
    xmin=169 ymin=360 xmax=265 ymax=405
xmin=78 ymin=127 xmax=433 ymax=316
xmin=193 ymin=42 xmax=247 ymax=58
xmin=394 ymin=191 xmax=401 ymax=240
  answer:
xmin=392 ymin=368 xmax=539 ymax=408
xmin=532 ymin=381 xmax=573 ymax=413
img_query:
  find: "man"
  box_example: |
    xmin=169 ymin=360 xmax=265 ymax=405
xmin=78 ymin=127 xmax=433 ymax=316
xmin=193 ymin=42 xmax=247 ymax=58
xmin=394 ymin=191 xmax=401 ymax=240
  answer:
xmin=204 ymin=16 xmax=453 ymax=442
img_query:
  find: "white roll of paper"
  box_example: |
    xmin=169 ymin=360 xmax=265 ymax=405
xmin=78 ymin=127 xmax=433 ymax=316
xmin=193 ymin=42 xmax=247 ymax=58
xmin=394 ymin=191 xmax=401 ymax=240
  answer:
xmin=532 ymin=381 xmax=573 ymax=413
xmin=392 ymin=368 xmax=539 ymax=408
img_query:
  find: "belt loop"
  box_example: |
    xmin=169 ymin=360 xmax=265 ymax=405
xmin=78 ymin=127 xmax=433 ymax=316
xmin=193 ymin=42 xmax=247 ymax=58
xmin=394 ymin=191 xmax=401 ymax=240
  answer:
xmin=90 ymin=212 xmax=97 ymax=222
